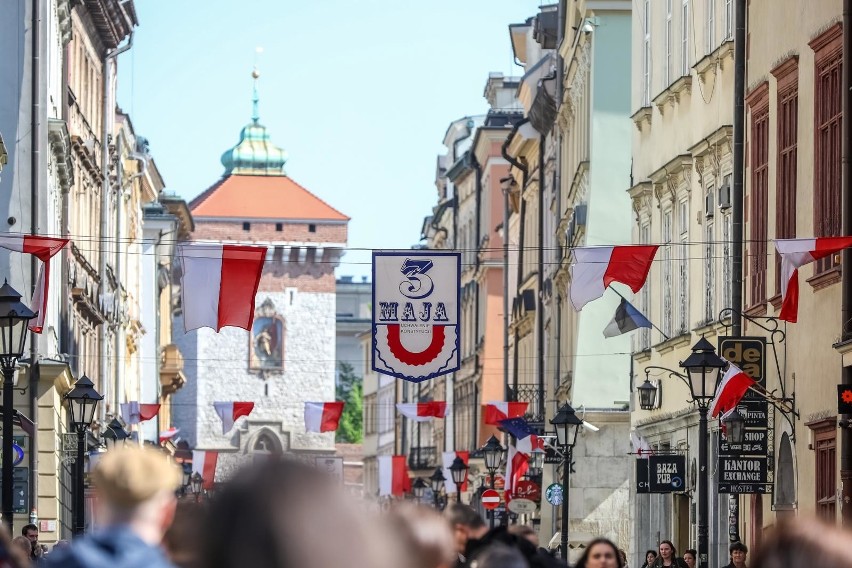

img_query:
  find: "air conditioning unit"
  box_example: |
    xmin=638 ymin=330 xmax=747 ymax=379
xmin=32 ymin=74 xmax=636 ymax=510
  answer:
xmin=705 ymin=192 xmax=715 ymax=219
xmin=718 ymin=181 xmax=732 ymax=210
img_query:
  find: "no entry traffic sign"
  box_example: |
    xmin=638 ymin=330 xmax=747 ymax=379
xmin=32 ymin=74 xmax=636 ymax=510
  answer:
xmin=481 ymin=489 xmax=501 ymax=510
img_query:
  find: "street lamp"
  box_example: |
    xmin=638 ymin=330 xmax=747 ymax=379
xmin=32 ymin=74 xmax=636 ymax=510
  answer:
xmin=480 ymin=435 xmax=504 ymax=527
xmin=637 ymin=377 xmax=658 ymax=411
xmin=102 ymin=418 xmax=130 ymax=451
xmin=429 ymin=467 xmax=446 ymax=509
xmin=722 ymin=406 xmax=747 ymax=445
xmin=412 ymin=477 xmax=427 ymax=501
xmin=550 ymin=402 xmax=584 ymax=562
xmin=680 ymin=337 xmax=727 ymax=568
xmin=65 ymin=375 xmax=103 ymax=535
xmin=190 ymin=472 xmax=204 ymax=501
xmin=449 ymin=456 xmax=468 ymax=504
xmin=0 ymin=280 xmax=36 ymax=531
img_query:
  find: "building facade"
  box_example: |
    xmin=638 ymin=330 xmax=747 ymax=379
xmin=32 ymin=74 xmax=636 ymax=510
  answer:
xmin=172 ymin=87 xmax=349 ymax=482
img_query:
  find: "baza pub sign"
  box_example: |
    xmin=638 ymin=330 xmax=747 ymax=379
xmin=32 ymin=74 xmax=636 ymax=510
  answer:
xmin=636 ymin=455 xmax=687 ymax=493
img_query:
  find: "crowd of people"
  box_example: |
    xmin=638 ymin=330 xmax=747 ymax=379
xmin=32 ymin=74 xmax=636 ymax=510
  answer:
xmin=0 ymin=447 xmax=851 ymax=568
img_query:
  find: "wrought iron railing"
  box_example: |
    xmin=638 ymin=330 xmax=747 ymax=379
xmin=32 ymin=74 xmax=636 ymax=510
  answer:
xmin=507 ymin=384 xmax=545 ymax=425
xmin=408 ymin=446 xmax=438 ymax=471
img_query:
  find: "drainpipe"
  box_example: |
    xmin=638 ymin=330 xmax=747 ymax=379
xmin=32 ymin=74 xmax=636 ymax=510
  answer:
xmin=732 ymin=1 xmax=745 ymax=336
xmin=840 ymin=0 xmax=852 ymax=528
xmin=99 ymin=33 xmax=133 ymax=420
xmin=502 ymin=120 xmax=531 ymax=398
xmin=501 ymin=177 xmax=512 ymax=402
xmin=538 ymin=72 xmax=557 ymax=421
xmin=555 ymin=0 xmax=566 ymax=399
xmin=473 ymin=155 xmax=482 ymax=378
xmin=29 ymin=0 xmax=45 ymax=524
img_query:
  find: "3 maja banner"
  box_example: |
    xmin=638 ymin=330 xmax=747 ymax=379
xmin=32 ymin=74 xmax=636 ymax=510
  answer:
xmin=372 ymin=251 xmax=460 ymax=382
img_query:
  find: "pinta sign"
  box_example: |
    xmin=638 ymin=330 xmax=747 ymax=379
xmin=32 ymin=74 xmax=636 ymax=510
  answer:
xmin=372 ymin=251 xmax=460 ymax=382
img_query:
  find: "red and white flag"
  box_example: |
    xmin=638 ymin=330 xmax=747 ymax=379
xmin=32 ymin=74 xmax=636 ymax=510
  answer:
xmin=569 ymin=245 xmax=658 ymax=310
xmin=304 ymin=402 xmax=345 ymax=433
xmin=119 ymin=402 xmax=161 ymax=425
xmin=484 ymin=402 xmax=528 ymax=425
xmin=213 ymin=401 xmax=255 ymax=434
xmin=178 ymin=243 xmax=267 ymax=332
xmin=0 ymin=235 xmax=69 ymax=333
xmin=709 ymin=364 xmax=756 ymax=418
xmin=516 ymin=434 xmax=545 ymax=455
xmin=441 ymin=451 xmax=470 ymax=493
xmin=505 ymin=443 xmax=530 ymax=496
xmin=192 ymin=450 xmax=218 ymax=490
xmin=776 ymin=237 xmax=852 ymax=322
xmin=159 ymin=427 xmax=179 ymax=443
xmin=378 ymin=455 xmax=411 ymax=497
xmin=630 ymin=431 xmax=653 ymax=456
xmin=396 ymin=401 xmax=448 ymax=422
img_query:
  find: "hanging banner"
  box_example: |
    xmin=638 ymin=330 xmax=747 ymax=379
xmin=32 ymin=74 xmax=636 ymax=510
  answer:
xmin=635 ymin=458 xmax=650 ymax=494
xmin=372 ymin=251 xmax=460 ymax=382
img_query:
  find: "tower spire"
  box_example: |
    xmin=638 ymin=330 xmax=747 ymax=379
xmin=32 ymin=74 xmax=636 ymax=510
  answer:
xmin=251 ymin=47 xmax=262 ymax=124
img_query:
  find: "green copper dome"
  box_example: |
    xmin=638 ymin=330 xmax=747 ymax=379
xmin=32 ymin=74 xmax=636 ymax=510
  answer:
xmin=220 ymin=70 xmax=287 ymax=176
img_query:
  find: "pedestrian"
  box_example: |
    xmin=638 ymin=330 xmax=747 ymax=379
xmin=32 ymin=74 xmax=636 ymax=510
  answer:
xmin=10 ymin=538 xmax=29 ymax=560
xmin=653 ymin=541 xmax=687 ymax=568
xmin=750 ymin=517 xmax=852 ymax=568
xmin=682 ymin=549 xmax=696 ymax=568
xmin=50 ymin=541 xmax=69 ymax=553
xmin=163 ymin=500 xmax=207 ymax=568
xmin=508 ymin=525 xmax=539 ymax=548
xmin=573 ymin=537 xmax=624 ymax=568
xmin=41 ymin=445 xmax=183 ymax=568
xmin=20 ymin=525 xmax=41 ymax=562
xmin=0 ymin=524 xmax=30 ymax=568
xmin=619 ymin=548 xmax=629 ymax=568
xmin=199 ymin=458 xmax=396 ymax=568
xmin=461 ymin=526 xmax=565 ymax=568
xmin=641 ymin=551 xmax=658 ymax=568
xmin=722 ymin=542 xmax=747 ymax=568
xmin=384 ymin=503 xmax=455 ymax=568
xmin=468 ymin=543 xmax=527 ymax=568
xmin=445 ymin=504 xmax=488 ymax=567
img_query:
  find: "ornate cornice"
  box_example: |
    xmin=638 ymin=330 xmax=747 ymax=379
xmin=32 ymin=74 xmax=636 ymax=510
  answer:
xmin=649 ymin=154 xmax=693 ymax=206
xmin=628 ymin=181 xmax=653 ymax=221
xmin=49 ymin=119 xmax=75 ymax=193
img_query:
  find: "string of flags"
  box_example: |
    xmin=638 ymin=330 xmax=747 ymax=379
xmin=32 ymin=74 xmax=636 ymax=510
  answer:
xmin=119 ymin=402 xmax=161 ymax=425
xmin=396 ymin=401 xmax=449 ymax=421
xmin=304 ymin=402 xmax=345 ymax=433
xmin=213 ymin=401 xmax=255 ymax=435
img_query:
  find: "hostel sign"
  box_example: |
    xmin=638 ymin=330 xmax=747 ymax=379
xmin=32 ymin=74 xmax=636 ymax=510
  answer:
xmin=717 ymin=337 xmax=774 ymax=494
xmin=372 ymin=251 xmax=461 ymax=382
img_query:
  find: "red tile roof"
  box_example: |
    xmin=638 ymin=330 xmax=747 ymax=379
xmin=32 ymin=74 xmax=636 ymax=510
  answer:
xmin=190 ymin=174 xmax=349 ymax=222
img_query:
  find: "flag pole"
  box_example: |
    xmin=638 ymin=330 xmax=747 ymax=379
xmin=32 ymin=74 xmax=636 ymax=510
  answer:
xmin=608 ymin=287 xmax=670 ymax=341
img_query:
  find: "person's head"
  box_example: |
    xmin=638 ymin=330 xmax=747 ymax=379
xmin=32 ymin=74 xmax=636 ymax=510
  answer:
xmin=659 ymin=540 xmax=676 ymax=560
xmin=646 ymin=550 xmax=658 ymax=565
xmin=163 ymin=500 xmax=208 ymax=568
xmin=469 ymin=543 xmax=527 ymax=568
xmin=20 ymin=525 xmax=36 ymax=545
xmin=751 ymin=518 xmax=852 ymax=568
xmin=507 ymin=525 xmax=539 ymax=548
xmin=52 ymin=540 xmax=70 ymax=552
xmin=11 ymin=537 xmax=30 ymax=557
xmin=445 ymin=503 xmax=487 ymax=554
xmin=201 ymin=458 xmax=395 ymax=568
xmin=683 ymin=549 xmax=697 ymax=568
xmin=384 ymin=504 xmax=455 ymax=568
xmin=92 ymin=445 xmax=182 ymax=545
xmin=575 ymin=538 xmax=624 ymax=568
xmin=619 ymin=549 xmax=628 ymax=565
xmin=729 ymin=542 xmax=748 ymax=565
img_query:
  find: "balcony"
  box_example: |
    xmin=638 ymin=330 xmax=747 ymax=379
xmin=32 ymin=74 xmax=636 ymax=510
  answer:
xmin=408 ymin=446 xmax=438 ymax=471
xmin=507 ymin=384 xmax=545 ymax=426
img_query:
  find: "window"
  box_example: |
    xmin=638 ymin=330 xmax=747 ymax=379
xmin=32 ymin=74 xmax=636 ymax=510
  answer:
xmin=643 ymin=0 xmax=652 ymax=105
xmin=812 ymin=25 xmax=843 ymax=276
xmin=724 ymin=0 xmax=734 ymax=40
xmin=721 ymin=174 xmax=733 ymax=310
xmin=677 ymin=200 xmax=689 ymax=333
xmin=704 ymin=184 xmax=715 ymax=322
xmin=308 ymin=223 xmax=317 ymax=233
xmin=275 ymin=222 xmax=283 ymax=231
xmin=773 ymin=58 xmax=799 ymax=294
xmin=706 ymin=0 xmax=716 ymax=52
xmin=662 ymin=209 xmax=673 ymax=338
xmin=681 ymin=0 xmax=690 ymax=76
xmin=748 ymin=84 xmax=769 ymax=308
xmin=243 ymin=222 xmax=251 ymax=231
xmin=811 ymin=420 xmax=837 ymax=522
xmin=665 ymin=0 xmax=673 ymax=87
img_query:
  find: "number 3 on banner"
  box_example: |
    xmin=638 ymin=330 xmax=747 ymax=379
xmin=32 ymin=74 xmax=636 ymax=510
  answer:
xmin=399 ymin=258 xmax=434 ymax=299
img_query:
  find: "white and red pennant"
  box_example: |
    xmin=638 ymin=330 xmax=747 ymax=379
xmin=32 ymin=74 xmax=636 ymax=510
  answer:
xmin=372 ymin=252 xmax=460 ymax=382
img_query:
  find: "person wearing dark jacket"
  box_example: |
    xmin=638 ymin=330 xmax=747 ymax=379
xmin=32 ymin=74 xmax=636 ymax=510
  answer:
xmin=652 ymin=541 xmax=688 ymax=568
xmin=42 ymin=446 xmax=182 ymax=568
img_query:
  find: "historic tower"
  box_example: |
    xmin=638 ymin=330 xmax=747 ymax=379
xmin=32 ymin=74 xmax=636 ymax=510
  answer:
xmin=172 ymin=73 xmax=348 ymax=480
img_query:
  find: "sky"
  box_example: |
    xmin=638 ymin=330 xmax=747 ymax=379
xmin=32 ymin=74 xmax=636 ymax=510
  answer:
xmin=116 ymin=0 xmax=543 ymax=280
